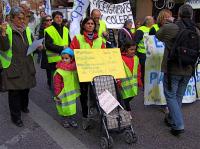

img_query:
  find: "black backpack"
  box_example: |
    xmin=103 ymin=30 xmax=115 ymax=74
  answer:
xmin=168 ymin=20 xmax=200 ymax=67
xmin=167 ymin=20 xmax=200 ymax=97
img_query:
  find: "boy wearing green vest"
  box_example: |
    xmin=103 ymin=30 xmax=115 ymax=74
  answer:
xmin=53 ymin=48 xmax=80 ymax=128
xmin=117 ymin=41 xmax=143 ymax=114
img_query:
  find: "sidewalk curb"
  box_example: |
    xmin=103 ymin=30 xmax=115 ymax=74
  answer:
xmin=29 ymin=100 xmax=87 ymax=149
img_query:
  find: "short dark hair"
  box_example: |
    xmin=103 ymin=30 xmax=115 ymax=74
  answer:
xmin=80 ymin=17 xmax=97 ymax=34
xmin=52 ymin=11 xmax=63 ymax=19
xmin=178 ymin=4 xmax=193 ymax=19
xmin=121 ymin=40 xmax=136 ymax=52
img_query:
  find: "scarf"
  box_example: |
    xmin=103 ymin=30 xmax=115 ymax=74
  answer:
xmin=10 ymin=23 xmax=26 ymax=43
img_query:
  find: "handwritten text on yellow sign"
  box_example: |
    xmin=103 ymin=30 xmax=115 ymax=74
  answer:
xmin=74 ymin=48 xmax=126 ymax=82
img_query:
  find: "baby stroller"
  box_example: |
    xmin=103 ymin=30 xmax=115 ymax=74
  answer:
xmin=91 ymin=75 xmax=137 ymax=149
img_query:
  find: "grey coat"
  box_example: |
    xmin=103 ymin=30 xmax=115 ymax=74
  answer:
xmin=0 ymin=28 xmax=36 ymax=90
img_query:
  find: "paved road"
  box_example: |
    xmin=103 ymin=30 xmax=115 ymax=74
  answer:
xmin=1 ymin=63 xmax=200 ymax=149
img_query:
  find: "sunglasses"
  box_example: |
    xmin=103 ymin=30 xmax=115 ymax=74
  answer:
xmin=45 ymin=19 xmax=52 ymax=22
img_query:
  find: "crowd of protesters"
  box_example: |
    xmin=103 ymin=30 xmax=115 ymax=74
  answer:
xmin=0 ymin=1 xmax=199 ymax=138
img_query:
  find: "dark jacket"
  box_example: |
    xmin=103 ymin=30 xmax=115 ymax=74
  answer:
xmin=38 ymin=24 xmax=51 ymax=70
xmin=44 ymin=22 xmax=71 ymax=70
xmin=156 ymin=20 xmax=194 ymax=76
xmin=118 ymin=27 xmax=134 ymax=48
xmin=134 ymin=30 xmax=144 ymax=45
xmin=0 ymin=27 xmax=36 ymax=90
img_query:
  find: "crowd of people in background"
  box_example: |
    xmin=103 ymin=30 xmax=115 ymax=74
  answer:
xmin=0 ymin=1 xmax=199 ymax=138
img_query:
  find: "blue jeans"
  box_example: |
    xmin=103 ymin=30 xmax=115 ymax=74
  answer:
xmin=163 ymin=74 xmax=191 ymax=130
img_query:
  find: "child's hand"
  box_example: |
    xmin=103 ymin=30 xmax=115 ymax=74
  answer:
xmin=55 ymin=96 xmax=61 ymax=104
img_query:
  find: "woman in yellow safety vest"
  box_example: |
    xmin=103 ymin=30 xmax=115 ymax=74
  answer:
xmin=117 ymin=41 xmax=143 ymax=114
xmin=44 ymin=11 xmax=70 ymax=96
xmin=53 ymin=48 xmax=80 ymax=128
xmin=70 ymin=17 xmax=105 ymax=128
xmin=0 ymin=7 xmax=41 ymax=127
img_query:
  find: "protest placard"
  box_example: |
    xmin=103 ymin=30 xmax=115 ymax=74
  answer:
xmin=90 ymin=0 xmax=134 ymax=29
xmin=74 ymin=48 xmax=126 ymax=82
xmin=98 ymin=90 xmax=122 ymax=114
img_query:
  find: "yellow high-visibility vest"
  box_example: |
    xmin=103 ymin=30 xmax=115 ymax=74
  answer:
xmin=0 ymin=25 xmax=32 ymax=69
xmin=76 ymin=34 xmax=103 ymax=49
xmin=45 ymin=25 xmax=69 ymax=63
xmin=120 ymin=56 xmax=139 ymax=99
xmin=54 ymin=69 xmax=80 ymax=116
xmin=136 ymin=26 xmax=151 ymax=54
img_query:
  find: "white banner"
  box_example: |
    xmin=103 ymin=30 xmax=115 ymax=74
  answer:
xmin=70 ymin=0 xmax=90 ymax=40
xmin=144 ymin=35 xmax=200 ymax=105
xmin=90 ymin=0 xmax=134 ymax=29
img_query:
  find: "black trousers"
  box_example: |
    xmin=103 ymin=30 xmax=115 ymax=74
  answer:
xmin=123 ymin=97 xmax=133 ymax=111
xmin=46 ymin=69 xmax=51 ymax=87
xmin=137 ymin=52 xmax=146 ymax=87
xmin=8 ymin=89 xmax=30 ymax=121
xmin=80 ymin=82 xmax=90 ymax=118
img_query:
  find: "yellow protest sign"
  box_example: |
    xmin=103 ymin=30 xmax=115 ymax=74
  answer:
xmin=74 ymin=48 xmax=126 ymax=82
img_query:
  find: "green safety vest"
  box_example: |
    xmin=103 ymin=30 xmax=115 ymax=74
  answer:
xmin=45 ymin=25 xmax=69 ymax=63
xmin=152 ymin=24 xmax=160 ymax=32
xmin=0 ymin=25 xmax=32 ymax=69
xmin=136 ymin=26 xmax=151 ymax=54
xmin=76 ymin=34 xmax=103 ymax=49
xmin=98 ymin=20 xmax=107 ymax=43
xmin=54 ymin=69 xmax=80 ymax=116
xmin=120 ymin=56 xmax=139 ymax=99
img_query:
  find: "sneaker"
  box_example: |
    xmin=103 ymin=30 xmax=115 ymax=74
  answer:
xmin=62 ymin=120 xmax=70 ymax=128
xmin=12 ymin=119 xmax=24 ymax=127
xmin=68 ymin=119 xmax=78 ymax=128
xmin=170 ymin=129 xmax=184 ymax=136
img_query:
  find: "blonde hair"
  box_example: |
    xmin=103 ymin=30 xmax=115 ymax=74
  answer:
xmin=157 ymin=9 xmax=172 ymax=26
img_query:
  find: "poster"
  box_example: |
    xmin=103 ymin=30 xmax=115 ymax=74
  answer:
xmin=74 ymin=48 xmax=126 ymax=82
xmin=90 ymin=0 xmax=134 ymax=29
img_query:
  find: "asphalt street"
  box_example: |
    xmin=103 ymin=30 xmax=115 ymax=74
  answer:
xmin=1 ymin=62 xmax=200 ymax=149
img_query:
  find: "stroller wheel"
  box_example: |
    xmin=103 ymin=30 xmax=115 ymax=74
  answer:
xmin=100 ymin=137 xmax=110 ymax=149
xmin=131 ymin=133 xmax=137 ymax=143
xmin=124 ymin=130 xmax=137 ymax=144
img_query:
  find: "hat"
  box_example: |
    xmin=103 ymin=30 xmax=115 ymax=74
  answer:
xmin=61 ymin=47 xmax=74 ymax=56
